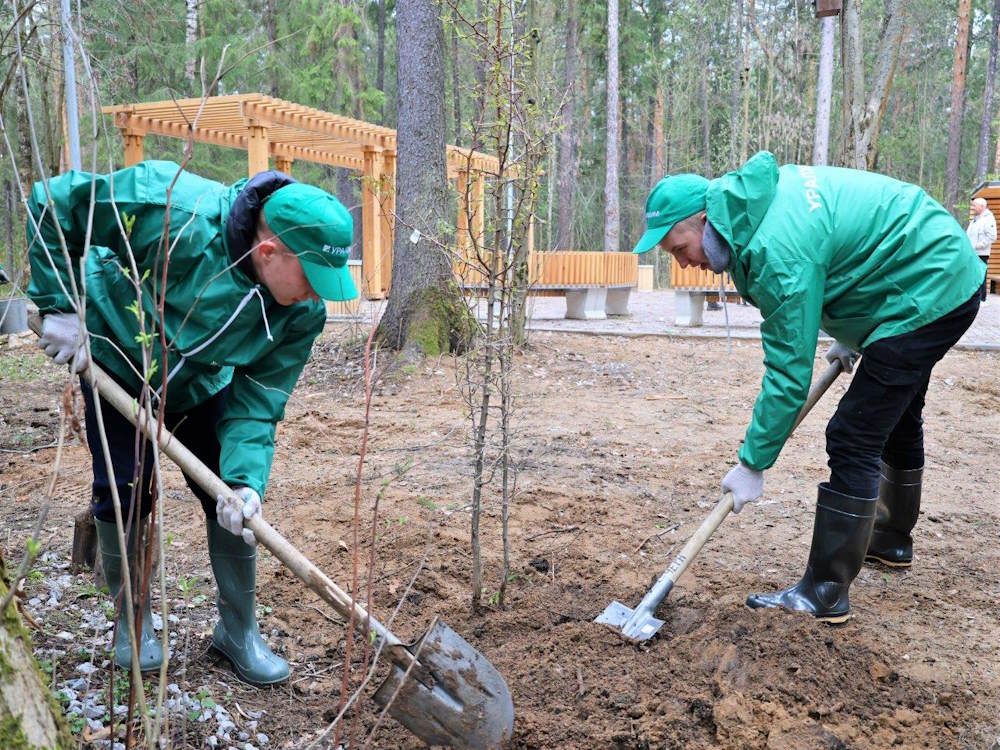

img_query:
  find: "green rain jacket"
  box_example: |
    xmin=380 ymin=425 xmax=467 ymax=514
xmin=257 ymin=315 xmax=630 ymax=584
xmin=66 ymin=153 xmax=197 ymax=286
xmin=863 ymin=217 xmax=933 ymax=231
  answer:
xmin=27 ymin=161 xmax=326 ymax=497
xmin=707 ymin=152 xmax=983 ymax=472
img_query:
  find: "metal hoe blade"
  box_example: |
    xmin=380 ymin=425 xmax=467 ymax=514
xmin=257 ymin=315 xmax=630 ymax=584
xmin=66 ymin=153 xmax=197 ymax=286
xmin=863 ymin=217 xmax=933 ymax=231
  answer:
xmin=595 ymin=600 xmax=665 ymax=643
xmin=595 ymin=361 xmax=845 ymax=644
xmin=373 ymin=618 xmax=515 ymax=750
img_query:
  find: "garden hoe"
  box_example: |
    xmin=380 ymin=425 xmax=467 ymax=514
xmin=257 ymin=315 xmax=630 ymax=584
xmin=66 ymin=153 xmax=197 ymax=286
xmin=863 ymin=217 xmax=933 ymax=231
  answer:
xmin=32 ymin=319 xmax=514 ymax=750
xmin=596 ymin=359 xmax=846 ymax=643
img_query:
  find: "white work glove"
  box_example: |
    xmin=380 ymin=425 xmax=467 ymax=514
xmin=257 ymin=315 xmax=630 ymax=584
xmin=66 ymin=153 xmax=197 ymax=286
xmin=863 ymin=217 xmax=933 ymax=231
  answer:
xmin=722 ymin=461 xmax=765 ymax=514
xmin=215 ymin=487 xmax=261 ymax=546
xmin=38 ymin=312 xmax=89 ymax=373
xmin=825 ymin=341 xmax=859 ymax=374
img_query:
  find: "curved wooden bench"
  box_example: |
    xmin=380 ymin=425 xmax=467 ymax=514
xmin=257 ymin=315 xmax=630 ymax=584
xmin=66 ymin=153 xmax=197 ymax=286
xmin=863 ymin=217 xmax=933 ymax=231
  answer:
xmin=458 ymin=251 xmax=639 ymax=320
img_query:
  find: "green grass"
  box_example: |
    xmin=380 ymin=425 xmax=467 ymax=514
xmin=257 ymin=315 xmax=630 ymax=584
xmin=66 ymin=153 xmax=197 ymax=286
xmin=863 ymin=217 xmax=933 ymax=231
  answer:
xmin=0 ymin=351 xmax=48 ymax=382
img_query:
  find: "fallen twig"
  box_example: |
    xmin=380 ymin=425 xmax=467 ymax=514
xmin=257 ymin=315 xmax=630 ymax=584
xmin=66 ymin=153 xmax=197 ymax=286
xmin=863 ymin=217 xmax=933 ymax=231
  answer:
xmin=634 ymin=524 xmax=679 ymax=553
xmin=526 ymin=525 xmax=579 ymax=541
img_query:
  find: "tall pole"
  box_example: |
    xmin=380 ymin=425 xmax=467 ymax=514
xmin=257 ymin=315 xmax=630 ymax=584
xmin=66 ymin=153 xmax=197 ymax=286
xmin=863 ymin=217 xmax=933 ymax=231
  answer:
xmin=813 ymin=17 xmax=835 ymax=165
xmin=61 ymin=0 xmax=81 ymax=170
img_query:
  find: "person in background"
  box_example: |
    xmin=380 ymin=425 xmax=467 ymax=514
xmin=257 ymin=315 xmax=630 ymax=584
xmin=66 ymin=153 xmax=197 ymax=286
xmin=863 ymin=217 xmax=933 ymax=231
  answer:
xmin=966 ymin=196 xmax=995 ymax=303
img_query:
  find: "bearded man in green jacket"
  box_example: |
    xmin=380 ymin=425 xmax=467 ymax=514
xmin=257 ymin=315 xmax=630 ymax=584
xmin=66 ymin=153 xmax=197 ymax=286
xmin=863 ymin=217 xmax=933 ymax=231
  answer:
xmin=28 ymin=161 xmax=358 ymax=683
xmin=634 ymin=152 xmax=983 ymax=623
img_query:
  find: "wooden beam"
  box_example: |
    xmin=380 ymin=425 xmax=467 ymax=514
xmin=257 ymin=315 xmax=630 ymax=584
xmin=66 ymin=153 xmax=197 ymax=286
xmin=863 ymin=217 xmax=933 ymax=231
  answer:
xmin=361 ymin=146 xmax=384 ymax=298
xmin=274 ymin=156 xmax=293 ymax=174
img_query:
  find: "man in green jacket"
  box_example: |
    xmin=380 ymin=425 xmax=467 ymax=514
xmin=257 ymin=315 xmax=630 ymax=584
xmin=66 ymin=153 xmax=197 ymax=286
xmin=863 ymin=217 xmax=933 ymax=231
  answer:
xmin=28 ymin=161 xmax=358 ymax=683
xmin=634 ymin=152 xmax=983 ymax=623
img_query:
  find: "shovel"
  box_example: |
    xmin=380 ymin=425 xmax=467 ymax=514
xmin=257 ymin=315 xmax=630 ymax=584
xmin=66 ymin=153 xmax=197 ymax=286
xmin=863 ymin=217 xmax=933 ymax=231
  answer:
xmin=596 ymin=359 xmax=846 ymax=643
xmin=32 ymin=318 xmax=514 ymax=749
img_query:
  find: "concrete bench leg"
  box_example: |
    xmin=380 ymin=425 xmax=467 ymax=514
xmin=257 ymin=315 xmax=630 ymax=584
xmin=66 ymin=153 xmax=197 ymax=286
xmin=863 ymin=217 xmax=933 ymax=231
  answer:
xmin=565 ymin=288 xmax=608 ymax=320
xmin=674 ymin=291 xmax=706 ymax=326
xmin=605 ymin=287 xmax=633 ymax=316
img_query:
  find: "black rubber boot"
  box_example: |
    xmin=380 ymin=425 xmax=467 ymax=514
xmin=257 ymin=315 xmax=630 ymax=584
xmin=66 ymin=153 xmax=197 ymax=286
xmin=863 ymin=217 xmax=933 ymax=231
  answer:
xmin=866 ymin=462 xmax=922 ymax=568
xmin=206 ymin=520 xmax=289 ymax=686
xmin=746 ymin=483 xmax=876 ymax=624
xmin=95 ymin=518 xmax=163 ymax=672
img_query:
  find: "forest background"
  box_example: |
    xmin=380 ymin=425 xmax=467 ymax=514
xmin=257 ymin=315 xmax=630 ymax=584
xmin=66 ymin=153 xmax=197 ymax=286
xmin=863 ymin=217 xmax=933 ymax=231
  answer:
xmin=0 ymin=0 xmax=997 ymax=279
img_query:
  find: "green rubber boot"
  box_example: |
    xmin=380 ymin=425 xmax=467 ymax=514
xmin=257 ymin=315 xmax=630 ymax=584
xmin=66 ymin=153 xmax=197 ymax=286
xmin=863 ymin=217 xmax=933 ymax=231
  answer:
xmin=206 ymin=520 xmax=289 ymax=686
xmin=94 ymin=518 xmax=163 ymax=672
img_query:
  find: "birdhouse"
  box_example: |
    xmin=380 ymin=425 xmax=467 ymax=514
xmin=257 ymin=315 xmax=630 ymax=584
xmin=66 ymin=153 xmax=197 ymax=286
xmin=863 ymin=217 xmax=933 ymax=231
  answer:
xmin=815 ymin=0 xmax=842 ymax=17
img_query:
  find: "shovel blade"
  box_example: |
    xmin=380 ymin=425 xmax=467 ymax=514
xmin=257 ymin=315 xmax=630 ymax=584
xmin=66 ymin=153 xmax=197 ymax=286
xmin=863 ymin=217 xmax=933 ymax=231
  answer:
xmin=373 ymin=619 xmax=514 ymax=749
xmin=594 ymin=601 xmax=664 ymax=643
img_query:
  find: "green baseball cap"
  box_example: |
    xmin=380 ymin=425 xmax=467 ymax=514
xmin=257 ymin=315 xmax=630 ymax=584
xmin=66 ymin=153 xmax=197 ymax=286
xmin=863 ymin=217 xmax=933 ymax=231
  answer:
xmin=632 ymin=173 xmax=711 ymax=254
xmin=263 ymin=184 xmax=359 ymax=302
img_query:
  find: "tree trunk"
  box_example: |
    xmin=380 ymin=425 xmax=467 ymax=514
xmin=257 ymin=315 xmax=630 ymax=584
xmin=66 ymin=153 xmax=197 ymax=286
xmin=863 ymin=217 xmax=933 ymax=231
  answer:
xmin=700 ymin=39 xmax=711 ymax=175
xmin=185 ymin=0 xmax=198 ymax=90
xmin=813 ymin=16 xmax=835 ymax=165
xmin=1 ymin=562 xmax=72 ymax=749
xmin=976 ymin=0 xmax=1000 ymax=183
xmin=266 ymin=0 xmax=279 ymax=97
xmin=945 ymin=0 xmax=973 ymax=217
xmin=555 ymin=0 xmax=579 ymax=250
xmin=472 ymin=0 xmax=487 ymax=150
xmin=376 ymin=0 xmax=469 ymax=357
xmin=729 ymin=0 xmax=744 ymax=169
xmin=377 ymin=0 xmax=387 ymax=120
xmin=841 ymin=0 xmax=907 ymax=170
xmin=450 ymin=4 xmax=462 ymax=145
xmin=603 ymin=0 xmax=620 ymax=252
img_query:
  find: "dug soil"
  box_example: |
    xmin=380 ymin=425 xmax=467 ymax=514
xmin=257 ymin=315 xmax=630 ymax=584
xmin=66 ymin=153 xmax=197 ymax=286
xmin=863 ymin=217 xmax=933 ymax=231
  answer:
xmin=2 ymin=328 xmax=998 ymax=749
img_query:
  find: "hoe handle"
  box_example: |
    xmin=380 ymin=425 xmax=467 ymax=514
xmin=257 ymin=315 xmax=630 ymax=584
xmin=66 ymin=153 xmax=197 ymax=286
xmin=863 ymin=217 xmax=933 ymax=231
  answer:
xmin=29 ymin=316 xmax=405 ymax=653
xmin=634 ymin=359 xmax=846 ymax=615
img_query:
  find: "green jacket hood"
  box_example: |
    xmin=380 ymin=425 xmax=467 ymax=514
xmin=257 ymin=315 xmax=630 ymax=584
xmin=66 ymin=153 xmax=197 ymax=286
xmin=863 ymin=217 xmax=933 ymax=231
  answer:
xmin=706 ymin=151 xmax=780 ymax=254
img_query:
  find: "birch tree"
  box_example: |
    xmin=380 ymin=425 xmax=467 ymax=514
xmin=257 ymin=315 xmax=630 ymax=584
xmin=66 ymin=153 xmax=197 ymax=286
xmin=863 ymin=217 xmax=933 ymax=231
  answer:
xmin=975 ymin=0 xmax=1000 ymax=184
xmin=556 ymin=0 xmax=579 ymax=250
xmin=603 ymin=0 xmax=619 ymax=252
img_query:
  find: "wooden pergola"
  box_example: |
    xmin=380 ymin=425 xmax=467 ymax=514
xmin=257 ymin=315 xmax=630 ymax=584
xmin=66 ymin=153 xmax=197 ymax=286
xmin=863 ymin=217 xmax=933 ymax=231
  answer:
xmin=103 ymin=94 xmax=500 ymax=298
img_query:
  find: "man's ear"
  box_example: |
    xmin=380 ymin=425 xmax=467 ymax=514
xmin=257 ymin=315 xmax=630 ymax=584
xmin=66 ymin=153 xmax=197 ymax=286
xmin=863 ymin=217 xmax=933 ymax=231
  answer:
xmin=254 ymin=237 xmax=279 ymax=260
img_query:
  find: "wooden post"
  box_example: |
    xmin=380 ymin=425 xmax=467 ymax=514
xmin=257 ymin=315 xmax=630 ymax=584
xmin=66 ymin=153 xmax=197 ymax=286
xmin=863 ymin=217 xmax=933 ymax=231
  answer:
xmin=471 ymin=171 xmax=485 ymax=251
xmin=246 ymin=121 xmax=269 ymax=176
xmin=456 ymin=169 xmax=470 ymax=261
xmin=380 ymin=151 xmax=396 ymax=296
xmin=361 ymin=146 xmax=384 ymax=298
xmin=274 ymin=155 xmax=293 ymax=175
xmin=122 ymin=130 xmax=145 ymax=166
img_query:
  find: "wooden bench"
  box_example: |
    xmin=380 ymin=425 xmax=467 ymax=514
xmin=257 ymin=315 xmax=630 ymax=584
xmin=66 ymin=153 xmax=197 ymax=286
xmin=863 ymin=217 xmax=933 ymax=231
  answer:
xmin=458 ymin=251 xmax=639 ymax=320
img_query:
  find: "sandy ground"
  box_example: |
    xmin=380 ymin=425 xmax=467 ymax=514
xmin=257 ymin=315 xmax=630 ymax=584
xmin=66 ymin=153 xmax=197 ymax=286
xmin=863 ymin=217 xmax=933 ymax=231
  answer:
xmin=2 ymin=325 xmax=999 ymax=749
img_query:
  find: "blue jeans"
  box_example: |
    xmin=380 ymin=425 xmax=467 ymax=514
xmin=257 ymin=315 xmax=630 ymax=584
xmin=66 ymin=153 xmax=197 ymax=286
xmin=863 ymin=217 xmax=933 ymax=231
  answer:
xmin=80 ymin=374 xmax=228 ymax=523
xmin=825 ymin=293 xmax=980 ymax=498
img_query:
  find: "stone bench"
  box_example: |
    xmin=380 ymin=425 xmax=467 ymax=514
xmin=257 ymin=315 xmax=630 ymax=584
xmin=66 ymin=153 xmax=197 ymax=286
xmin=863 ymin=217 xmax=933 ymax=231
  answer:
xmin=673 ymin=288 xmax=741 ymax=326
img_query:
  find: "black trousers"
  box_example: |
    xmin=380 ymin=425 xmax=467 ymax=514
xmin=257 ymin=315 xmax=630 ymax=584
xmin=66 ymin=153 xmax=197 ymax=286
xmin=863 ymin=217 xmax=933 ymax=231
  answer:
xmin=978 ymin=256 xmax=990 ymax=302
xmin=825 ymin=293 xmax=981 ymax=499
xmin=81 ymin=375 xmax=228 ymax=523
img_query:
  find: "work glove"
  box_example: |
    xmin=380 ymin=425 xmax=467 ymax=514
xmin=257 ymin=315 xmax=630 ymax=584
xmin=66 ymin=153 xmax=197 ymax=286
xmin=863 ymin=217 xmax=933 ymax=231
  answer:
xmin=825 ymin=341 xmax=859 ymax=374
xmin=721 ymin=461 xmax=765 ymax=514
xmin=215 ymin=487 xmax=261 ymax=546
xmin=38 ymin=313 xmax=89 ymax=373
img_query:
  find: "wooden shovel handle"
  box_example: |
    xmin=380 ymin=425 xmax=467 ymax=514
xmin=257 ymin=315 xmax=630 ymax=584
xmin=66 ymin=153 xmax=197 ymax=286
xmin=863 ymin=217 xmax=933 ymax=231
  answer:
xmin=663 ymin=359 xmax=845 ymax=588
xmin=28 ymin=315 xmax=402 ymax=650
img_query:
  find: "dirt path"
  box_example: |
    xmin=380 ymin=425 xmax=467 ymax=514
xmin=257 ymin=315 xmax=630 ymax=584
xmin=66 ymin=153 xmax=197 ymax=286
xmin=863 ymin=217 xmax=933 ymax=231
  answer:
xmin=2 ymin=330 xmax=998 ymax=749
